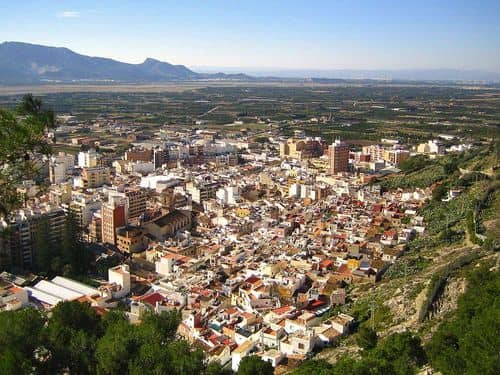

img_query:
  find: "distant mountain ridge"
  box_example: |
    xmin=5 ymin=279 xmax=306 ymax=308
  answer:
xmin=0 ymin=42 xmax=249 ymax=84
xmin=1 ymin=42 xmax=499 ymax=84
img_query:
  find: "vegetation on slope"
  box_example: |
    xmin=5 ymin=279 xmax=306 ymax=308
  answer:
xmin=292 ymin=331 xmax=426 ymax=375
xmin=293 ymin=260 xmax=499 ymax=375
xmin=426 ymin=262 xmax=500 ymax=375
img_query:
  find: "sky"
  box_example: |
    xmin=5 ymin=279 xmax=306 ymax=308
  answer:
xmin=1 ymin=0 xmax=499 ymax=72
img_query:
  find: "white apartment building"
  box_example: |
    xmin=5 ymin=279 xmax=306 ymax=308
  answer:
xmin=77 ymin=149 xmax=98 ymax=168
xmin=216 ymin=185 xmax=240 ymax=205
xmin=49 ymin=152 xmax=75 ymax=184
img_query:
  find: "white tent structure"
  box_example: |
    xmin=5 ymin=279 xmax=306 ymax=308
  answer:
xmin=25 ymin=276 xmax=99 ymax=307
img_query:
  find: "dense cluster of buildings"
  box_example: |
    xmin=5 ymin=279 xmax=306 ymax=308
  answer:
xmin=4 ymin=123 xmax=473 ymax=371
xmin=279 ymin=133 xmax=413 ymax=176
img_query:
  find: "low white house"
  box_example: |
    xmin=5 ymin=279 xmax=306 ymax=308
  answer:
xmin=260 ymin=349 xmax=284 ymax=367
xmin=0 ymin=283 xmax=29 ymax=311
xmin=107 ymin=264 xmax=131 ymax=298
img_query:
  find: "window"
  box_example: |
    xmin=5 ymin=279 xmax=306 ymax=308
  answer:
xmin=298 ymin=343 xmax=304 ymax=349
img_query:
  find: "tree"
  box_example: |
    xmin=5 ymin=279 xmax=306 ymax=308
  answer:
xmin=0 ymin=349 xmax=32 ymax=375
xmin=0 ymin=300 xmax=210 ymax=375
xmin=334 ymin=356 xmax=394 ymax=375
xmin=95 ymin=316 xmax=136 ymax=374
xmin=128 ymin=340 xmax=172 ymax=375
xmin=205 ymin=361 xmax=232 ymax=375
xmin=371 ymin=332 xmax=426 ymax=375
xmin=0 ymin=308 xmax=45 ymax=373
xmin=162 ymin=339 xmax=205 ymax=375
xmin=43 ymin=301 xmax=100 ymax=374
xmin=254 ymin=136 xmax=269 ymax=144
xmin=0 ymin=95 xmax=55 ymax=215
xmin=291 ymin=359 xmax=335 ymax=375
xmin=49 ymin=300 xmax=100 ymax=333
xmin=33 ymin=216 xmax=53 ymax=275
xmin=132 ymin=311 xmax=204 ymax=375
xmin=237 ymin=355 xmax=274 ymax=375
xmin=399 ymin=155 xmax=428 ymax=173
xmin=17 ymin=93 xmax=55 ymax=128
xmin=60 ymin=210 xmax=91 ymax=276
xmin=443 ymin=157 xmax=461 ymax=175
xmin=356 ymin=326 xmax=378 ymax=350
xmin=293 ymin=330 xmax=426 ymax=375
xmin=139 ymin=310 xmax=181 ymax=343
xmin=432 ymin=183 xmax=447 ymax=202
xmin=32 ymin=209 xmax=93 ymax=277
xmin=96 ymin=310 xmax=205 ymax=375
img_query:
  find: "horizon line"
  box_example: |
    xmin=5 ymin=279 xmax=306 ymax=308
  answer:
xmin=2 ymin=41 xmax=499 ymax=75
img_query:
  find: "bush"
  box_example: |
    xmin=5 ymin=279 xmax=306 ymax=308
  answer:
xmin=290 ymin=359 xmax=334 ymax=375
xmin=356 ymin=327 xmax=378 ymax=350
xmin=432 ymin=184 xmax=448 ymax=201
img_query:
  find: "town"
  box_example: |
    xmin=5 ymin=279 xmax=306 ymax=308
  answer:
xmin=0 ymin=100 xmax=485 ymax=373
xmin=1 ymin=2 xmax=499 ymax=373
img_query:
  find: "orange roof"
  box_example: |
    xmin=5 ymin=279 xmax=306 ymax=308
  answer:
xmin=336 ymin=264 xmax=352 ymax=275
xmin=225 ymin=307 xmax=238 ymax=315
xmin=319 ymin=259 xmax=333 ymax=268
xmin=273 ymin=305 xmax=292 ymax=315
xmin=246 ymin=275 xmax=261 ymax=284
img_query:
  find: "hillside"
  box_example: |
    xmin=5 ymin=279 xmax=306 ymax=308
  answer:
xmin=291 ymin=143 xmax=500 ymax=374
xmin=0 ymin=42 xmax=250 ymax=84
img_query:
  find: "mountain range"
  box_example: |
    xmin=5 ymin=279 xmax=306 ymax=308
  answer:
xmin=0 ymin=42 xmax=249 ymax=84
xmin=1 ymin=41 xmax=499 ymax=84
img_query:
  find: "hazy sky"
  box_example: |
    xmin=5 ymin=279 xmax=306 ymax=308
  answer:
xmin=1 ymin=0 xmax=499 ymax=72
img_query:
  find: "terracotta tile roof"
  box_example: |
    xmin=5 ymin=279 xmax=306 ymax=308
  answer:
xmin=319 ymin=259 xmax=333 ymax=268
xmin=273 ymin=305 xmax=293 ymax=315
xmin=138 ymin=292 xmax=164 ymax=306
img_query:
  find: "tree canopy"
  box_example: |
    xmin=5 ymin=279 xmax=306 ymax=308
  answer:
xmin=0 ymin=301 xmax=228 ymax=375
xmin=32 ymin=209 xmax=92 ymax=278
xmin=0 ymin=94 xmax=55 ymax=216
xmin=237 ymin=355 xmax=274 ymax=375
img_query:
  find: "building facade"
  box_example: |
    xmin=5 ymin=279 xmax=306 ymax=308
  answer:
xmin=101 ymin=203 xmax=127 ymax=245
xmin=80 ymin=167 xmax=111 ymax=188
xmin=328 ymin=140 xmax=349 ymax=175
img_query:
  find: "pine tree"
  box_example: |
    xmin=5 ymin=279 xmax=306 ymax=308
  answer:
xmin=33 ymin=217 xmax=53 ymax=275
xmin=61 ymin=210 xmax=90 ymax=276
xmin=0 ymin=95 xmax=55 ymax=215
